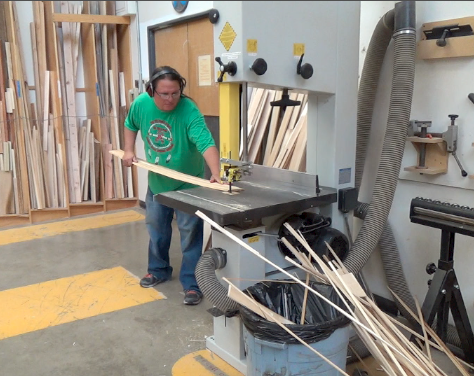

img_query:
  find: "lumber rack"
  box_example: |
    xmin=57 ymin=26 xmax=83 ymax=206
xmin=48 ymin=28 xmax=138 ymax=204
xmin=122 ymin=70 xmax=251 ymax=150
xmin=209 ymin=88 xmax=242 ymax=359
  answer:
xmin=409 ymin=197 xmax=474 ymax=365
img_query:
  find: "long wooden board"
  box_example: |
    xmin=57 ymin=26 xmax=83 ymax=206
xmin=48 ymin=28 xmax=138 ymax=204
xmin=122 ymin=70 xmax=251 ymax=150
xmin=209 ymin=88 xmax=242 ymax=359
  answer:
xmin=109 ymin=149 xmax=243 ymax=192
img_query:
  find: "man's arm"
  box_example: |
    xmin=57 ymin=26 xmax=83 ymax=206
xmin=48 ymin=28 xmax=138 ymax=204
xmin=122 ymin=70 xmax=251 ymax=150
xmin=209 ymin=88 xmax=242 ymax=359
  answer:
xmin=202 ymin=146 xmax=222 ymax=184
xmin=123 ymin=128 xmax=138 ymax=167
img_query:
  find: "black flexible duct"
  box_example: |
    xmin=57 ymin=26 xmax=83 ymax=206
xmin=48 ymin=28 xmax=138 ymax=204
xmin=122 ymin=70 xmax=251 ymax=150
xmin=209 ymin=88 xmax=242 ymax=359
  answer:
xmin=195 ymin=247 xmax=239 ymax=313
xmin=351 ymin=0 xmax=419 ymax=325
xmin=344 ymin=0 xmax=416 ymax=276
xmin=354 ymin=9 xmax=395 ymax=191
xmin=345 ymin=4 xmax=401 ymax=362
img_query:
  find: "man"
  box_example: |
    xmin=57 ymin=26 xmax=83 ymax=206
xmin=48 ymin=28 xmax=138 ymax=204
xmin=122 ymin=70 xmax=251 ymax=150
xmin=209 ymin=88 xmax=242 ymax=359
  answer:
xmin=122 ymin=66 xmax=222 ymax=305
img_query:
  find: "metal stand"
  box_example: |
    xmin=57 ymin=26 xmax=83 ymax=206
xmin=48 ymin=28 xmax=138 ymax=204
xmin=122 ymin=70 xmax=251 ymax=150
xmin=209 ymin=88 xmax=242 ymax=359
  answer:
xmin=409 ymin=197 xmax=474 ymax=365
xmin=420 ymin=230 xmax=474 ymax=364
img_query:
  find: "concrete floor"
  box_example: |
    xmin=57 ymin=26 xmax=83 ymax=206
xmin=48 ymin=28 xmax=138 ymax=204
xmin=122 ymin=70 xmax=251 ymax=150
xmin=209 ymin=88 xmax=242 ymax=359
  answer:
xmin=0 ymin=207 xmax=215 ymax=376
xmin=0 ymin=207 xmax=470 ymax=376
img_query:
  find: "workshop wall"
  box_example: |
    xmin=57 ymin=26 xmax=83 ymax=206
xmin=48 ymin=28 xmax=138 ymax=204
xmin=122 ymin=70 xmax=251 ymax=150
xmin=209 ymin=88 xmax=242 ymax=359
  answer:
xmin=358 ymin=1 xmax=474 ymax=325
xmin=133 ymin=1 xmax=474 ymax=325
xmin=8 ymin=0 xmax=469 ymax=328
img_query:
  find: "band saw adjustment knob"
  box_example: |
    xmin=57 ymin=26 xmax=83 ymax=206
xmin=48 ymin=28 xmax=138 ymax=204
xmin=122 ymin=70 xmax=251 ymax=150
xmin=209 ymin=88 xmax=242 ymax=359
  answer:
xmin=250 ymin=58 xmax=267 ymax=75
xmin=208 ymin=9 xmax=219 ymax=24
xmin=297 ymin=53 xmax=313 ymax=79
xmin=215 ymin=57 xmax=237 ymax=83
xmin=426 ymin=262 xmax=437 ymax=275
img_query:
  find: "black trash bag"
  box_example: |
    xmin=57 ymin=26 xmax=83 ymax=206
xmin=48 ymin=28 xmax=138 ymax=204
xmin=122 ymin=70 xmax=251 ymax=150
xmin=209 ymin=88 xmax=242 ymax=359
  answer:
xmin=239 ymin=280 xmax=351 ymax=344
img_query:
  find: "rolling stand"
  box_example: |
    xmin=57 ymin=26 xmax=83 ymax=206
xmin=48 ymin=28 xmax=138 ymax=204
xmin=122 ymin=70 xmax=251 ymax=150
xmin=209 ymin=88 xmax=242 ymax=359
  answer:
xmin=410 ymin=197 xmax=474 ymax=365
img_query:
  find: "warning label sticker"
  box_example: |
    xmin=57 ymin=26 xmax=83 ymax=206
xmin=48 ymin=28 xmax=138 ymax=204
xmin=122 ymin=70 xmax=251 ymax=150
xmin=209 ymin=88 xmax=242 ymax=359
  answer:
xmin=219 ymin=22 xmax=237 ymax=51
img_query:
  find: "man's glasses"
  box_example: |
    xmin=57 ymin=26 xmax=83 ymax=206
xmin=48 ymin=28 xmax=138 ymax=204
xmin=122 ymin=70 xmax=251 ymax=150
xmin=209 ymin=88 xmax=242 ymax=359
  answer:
xmin=155 ymin=91 xmax=181 ymax=100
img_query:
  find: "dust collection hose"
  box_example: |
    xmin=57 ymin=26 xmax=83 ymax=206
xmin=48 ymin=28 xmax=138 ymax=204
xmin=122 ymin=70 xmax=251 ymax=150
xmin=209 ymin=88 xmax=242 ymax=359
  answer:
xmin=344 ymin=0 xmax=416 ymax=286
xmin=195 ymin=247 xmax=239 ymax=313
xmin=346 ymin=0 xmax=462 ymax=361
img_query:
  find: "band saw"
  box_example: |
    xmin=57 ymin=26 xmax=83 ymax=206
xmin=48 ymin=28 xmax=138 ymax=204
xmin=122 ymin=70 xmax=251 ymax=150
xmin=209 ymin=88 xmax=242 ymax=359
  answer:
xmin=154 ymin=1 xmax=361 ymax=373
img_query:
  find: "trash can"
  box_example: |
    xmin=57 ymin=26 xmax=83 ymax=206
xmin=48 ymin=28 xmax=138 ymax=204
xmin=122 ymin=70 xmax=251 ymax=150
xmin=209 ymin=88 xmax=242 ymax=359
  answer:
xmin=239 ymin=280 xmax=352 ymax=375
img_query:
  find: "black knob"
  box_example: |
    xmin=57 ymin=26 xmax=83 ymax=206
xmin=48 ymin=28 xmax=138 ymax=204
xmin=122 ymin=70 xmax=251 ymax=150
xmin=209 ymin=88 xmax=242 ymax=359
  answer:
xmin=426 ymin=262 xmax=437 ymax=275
xmin=300 ymin=63 xmax=313 ymax=79
xmin=436 ymin=29 xmax=449 ymax=47
xmin=468 ymin=93 xmax=474 ymax=104
xmin=251 ymin=58 xmax=267 ymax=76
xmin=448 ymin=114 xmax=458 ymax=125
xmin=428 ymin=279 xmax=432 ymax=286
xmin=215 ymin=57 xmax=237 ymax=83
xmin=209 ymin=9 xmax=219 ymax=24
xmin=296 ymin=54 xmax=313 ymax=80
xmin=270 ymin=88 xmax=301 ymax=107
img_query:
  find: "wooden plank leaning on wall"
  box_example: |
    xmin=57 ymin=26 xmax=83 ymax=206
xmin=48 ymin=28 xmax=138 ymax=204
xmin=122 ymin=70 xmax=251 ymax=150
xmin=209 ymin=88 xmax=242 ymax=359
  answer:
xmin=0 ymin=1 xmax=137 ymax=228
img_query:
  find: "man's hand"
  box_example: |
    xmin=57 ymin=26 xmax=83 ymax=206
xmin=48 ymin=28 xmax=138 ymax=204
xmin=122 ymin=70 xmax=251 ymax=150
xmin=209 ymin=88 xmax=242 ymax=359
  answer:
xmin=123 ymin=150 xmax=137 ymax=167
xmin=209 ymin=174 xmax=223 ymax=184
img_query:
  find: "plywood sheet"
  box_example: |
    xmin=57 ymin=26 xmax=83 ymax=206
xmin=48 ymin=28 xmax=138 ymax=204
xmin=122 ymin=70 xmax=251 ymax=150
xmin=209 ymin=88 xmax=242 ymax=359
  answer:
xmin=154 ymin=23 xmax=188 ymax=93
xmin=188 ymin=17 xmax=219 ymax=116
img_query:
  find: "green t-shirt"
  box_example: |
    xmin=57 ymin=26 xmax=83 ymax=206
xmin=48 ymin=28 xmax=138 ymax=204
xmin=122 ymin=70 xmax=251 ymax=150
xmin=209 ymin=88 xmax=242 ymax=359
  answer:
xmin=125 ymin=93 xmax=216 ymax=194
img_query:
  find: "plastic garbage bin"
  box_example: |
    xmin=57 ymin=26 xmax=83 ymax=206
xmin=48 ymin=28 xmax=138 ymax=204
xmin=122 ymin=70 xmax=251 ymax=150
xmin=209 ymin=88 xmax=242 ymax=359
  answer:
xmin=239 ymin=280 xmax=352 ymax=376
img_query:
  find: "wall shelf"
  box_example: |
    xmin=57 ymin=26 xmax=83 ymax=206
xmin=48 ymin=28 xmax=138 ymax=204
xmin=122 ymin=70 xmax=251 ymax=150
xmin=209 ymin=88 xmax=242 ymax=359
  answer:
xmin=404 ymin=136 xmax=448 ymax=175
xmin=0 ymin=214 xmax=30 ymax=229
xmin=69 ymin=203 xmax=105 ymax=217
xmin=30 ymin=208 xmax=69 ymax=224
xmin=417 ymin=16 xmax=474 ymax=60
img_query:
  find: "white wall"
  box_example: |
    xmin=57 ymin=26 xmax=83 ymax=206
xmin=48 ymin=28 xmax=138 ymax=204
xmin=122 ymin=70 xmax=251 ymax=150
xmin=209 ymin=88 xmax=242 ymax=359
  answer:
xmin=134 ymin=1 xmax=474 ymax=326
xmin=358 ymin=1 xmax=474 ymax=325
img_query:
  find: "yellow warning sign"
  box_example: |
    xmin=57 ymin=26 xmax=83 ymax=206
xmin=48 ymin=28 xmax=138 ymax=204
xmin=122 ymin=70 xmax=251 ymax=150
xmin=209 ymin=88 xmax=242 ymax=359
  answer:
xmin=248 ymin=236 xmax=259 ymax=244
xmin=247 ymin=39 xmax=258 ymax=54
xmin=293 ymin=43 xmax=305 ymax=56
xmin=219 ymin=22 xmax=237 ymax=51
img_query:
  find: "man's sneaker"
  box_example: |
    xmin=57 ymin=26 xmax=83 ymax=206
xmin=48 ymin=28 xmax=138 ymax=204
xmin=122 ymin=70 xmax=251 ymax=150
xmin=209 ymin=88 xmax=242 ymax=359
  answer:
xmin=184 ymin=290 xmax=203 ymax=305
xmin=140 ymin=273 xmax=167 ymax=288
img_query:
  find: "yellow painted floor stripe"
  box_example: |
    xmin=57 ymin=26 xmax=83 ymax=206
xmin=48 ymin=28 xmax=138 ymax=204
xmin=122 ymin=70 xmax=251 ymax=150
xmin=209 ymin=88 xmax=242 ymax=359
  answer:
xmin=0 ymin=266 xmax=165 ymax=340
xmin=0 ymin=210 xmax=145 ymax=246
xmin=172 ymin=350 xmax=244 ymax=376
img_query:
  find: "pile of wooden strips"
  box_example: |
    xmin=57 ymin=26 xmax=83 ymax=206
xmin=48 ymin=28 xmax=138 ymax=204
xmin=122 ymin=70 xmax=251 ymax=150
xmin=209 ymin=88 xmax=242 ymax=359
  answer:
xmin=196 ymin=209 xmax=473 ymax=376
xmin=0 ymin=1 xmax=132 ymax=215
xmin=242 ymin=88 xmax=308 ymax=172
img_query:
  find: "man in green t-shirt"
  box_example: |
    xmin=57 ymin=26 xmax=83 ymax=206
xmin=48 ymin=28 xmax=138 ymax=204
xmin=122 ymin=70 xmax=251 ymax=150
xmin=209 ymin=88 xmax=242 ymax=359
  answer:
xmin=123 ymin=66 xmax=222 ymax=305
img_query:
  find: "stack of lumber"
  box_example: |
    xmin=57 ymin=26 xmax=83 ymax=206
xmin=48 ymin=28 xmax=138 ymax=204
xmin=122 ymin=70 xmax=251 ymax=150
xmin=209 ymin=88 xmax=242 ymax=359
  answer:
xmin=196 ymin=209 xmax=474 ymax=376
xmin=0 ymin=1 xmax=133 ymax=216
xmin=242 ymin=87 xmax=308 ymax=172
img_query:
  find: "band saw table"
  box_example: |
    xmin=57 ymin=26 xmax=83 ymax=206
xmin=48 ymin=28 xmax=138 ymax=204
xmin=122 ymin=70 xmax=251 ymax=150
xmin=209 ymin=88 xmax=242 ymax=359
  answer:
xmin=154 ymin=163 xmax=337 ymax=228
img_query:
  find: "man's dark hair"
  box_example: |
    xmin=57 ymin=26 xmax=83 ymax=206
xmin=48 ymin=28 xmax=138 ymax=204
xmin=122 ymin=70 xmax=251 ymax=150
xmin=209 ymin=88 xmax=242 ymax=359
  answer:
xmin=145 ymin=66 xmax=187 ymax=97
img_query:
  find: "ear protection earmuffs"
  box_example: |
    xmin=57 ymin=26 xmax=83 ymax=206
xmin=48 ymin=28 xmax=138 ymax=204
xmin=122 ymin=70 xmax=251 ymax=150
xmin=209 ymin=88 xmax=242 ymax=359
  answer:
xmin=145 ymin=68 xmax=187 ymax=97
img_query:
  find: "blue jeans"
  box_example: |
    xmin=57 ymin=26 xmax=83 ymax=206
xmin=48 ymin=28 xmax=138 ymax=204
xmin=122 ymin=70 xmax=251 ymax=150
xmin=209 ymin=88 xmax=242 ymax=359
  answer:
xmin=145 ymin=188 xmax=203 ymax=292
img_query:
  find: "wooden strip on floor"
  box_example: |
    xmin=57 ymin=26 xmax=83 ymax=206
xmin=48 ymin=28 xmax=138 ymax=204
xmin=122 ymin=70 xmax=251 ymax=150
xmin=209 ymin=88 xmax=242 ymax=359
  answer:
xmin=172 ymin=350 xmax=244 ymax=376
xmin=0 ymin=266 xmax=165 ymax=340
xmin=0 ymin=210 xmax=145 ymax=246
